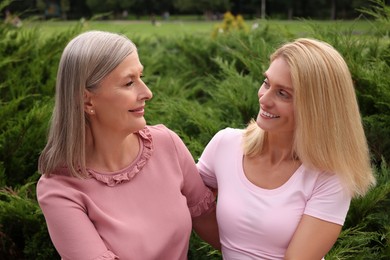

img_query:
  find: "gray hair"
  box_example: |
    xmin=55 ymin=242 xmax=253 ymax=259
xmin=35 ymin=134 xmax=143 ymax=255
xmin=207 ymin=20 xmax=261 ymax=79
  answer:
xmin=39 ymin=31 xmax=136 ymax=178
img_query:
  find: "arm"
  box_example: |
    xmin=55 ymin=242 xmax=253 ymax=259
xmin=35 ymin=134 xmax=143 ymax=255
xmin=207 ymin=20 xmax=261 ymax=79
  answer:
xmin=37 ymin=178 xmax=118 ymax=260
xmin=284 ymin=214 xmax=342 ymax=260
xmin=192 ymin=206 xmax=221 ymax=250
xmin=191 ymin=130 xmax=228 ymax=250
xmin=165 ymin=128 xmax=221 ymax=250
xmin=285 ymin=172 xmax=351 ymax=260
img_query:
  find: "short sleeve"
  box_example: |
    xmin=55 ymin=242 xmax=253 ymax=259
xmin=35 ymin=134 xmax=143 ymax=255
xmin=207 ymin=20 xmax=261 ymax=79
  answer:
xmin=196 ymin=129 xmax=228 ymax=189
xmin=304 ymin=172 xmax=351 ymax=225
xmin=165 ymin=127 xmax=216 ymax=218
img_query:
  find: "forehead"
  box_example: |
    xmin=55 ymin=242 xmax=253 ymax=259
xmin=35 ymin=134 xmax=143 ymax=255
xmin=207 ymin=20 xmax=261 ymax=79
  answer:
xmin=112 ymin=51 xmax=143 ymax=77
xmin=265 ymin=57 xmax=292 ymax=88
xmin=97 ymin=51 xmax=142 ymax=87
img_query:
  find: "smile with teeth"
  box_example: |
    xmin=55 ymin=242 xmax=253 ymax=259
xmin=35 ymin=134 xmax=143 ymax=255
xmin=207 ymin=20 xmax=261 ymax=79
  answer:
xmin=261 ymin=110 xmax=280 ymax=118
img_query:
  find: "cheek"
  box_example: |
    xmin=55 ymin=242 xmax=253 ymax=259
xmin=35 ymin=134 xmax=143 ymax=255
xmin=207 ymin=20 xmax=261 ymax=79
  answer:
xmin=279 ymin=103 xmax=294 ymax=116
xmin=287 ymin=106 xmax=296 ymax=124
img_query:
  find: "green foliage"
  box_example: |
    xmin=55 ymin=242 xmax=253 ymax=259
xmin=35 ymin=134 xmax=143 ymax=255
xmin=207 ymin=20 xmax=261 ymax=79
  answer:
xmin=328 ymin=160 xmax=390 ymax=259
xmin=0 ymin=182 xmax=59 ymax=260
xmin=0 ymin=1 xmax=12 ymax=14
xmin=358 ymin=0 xmax=390 ymax=36
xmin=0 ymin=99 xmax=53 ymax=186
xmin=0 ymin=20 xmax=83 ymax=187
xmin=212 ymin=11 xmax=249 ymax=38
xmin=326 ymin=226 xmax=384 ymax=259
xmin=364 ymin=115 xmax=390 ymax=165
xmin=0 ymin=2 xmax=389 ymax=258
xmin=188 ymin=232 xmax=221 ymax=260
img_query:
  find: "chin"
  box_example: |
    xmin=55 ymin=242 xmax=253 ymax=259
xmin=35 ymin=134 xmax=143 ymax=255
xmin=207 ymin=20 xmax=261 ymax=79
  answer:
xmin=255 ymin=116 xmax=264 ymax=129
xmin=129 ymin=120 xmax=147 ymax=133
xmin=256 ymin=118 xmax=272 ymax=132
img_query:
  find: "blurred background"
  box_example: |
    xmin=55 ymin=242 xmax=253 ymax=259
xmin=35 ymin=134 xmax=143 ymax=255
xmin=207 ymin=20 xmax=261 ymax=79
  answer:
xmin=2 ymin=0 xmax=388 ymax=21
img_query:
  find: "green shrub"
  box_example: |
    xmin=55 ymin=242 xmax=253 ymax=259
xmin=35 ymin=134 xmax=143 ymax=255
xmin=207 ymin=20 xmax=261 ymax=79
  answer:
xmin=0 ymin=3 xmax=389 ymax=258
xmin=0 ymin=182 xmax=59 ymax=260
xmin=328 ymin=160 xmax=390 ymax=259
xmin=0 ymin=99 xmax=52 ymax=186
xmin=212 ymin=11 xmax=249 ymax=38
xmin=364 ymin=115 xmax=390 ymax=165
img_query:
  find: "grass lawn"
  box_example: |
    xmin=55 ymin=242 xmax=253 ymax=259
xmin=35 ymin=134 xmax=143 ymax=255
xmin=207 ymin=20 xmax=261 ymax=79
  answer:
xmin=25 ymin=20 xmax=219 ymax=40
xmin=24 ymin=18 xmax=379 ymax=40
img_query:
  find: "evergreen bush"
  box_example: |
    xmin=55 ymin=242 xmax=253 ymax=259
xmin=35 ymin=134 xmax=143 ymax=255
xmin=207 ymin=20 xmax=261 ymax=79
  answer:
xmin=0 ymin=3 xmax=389 ymax=259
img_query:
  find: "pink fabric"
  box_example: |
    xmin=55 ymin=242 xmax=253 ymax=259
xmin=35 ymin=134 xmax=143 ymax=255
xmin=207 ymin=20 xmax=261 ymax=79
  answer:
xmin=37 ymin=124 xmax=215 ymax=260
xmin=197 ymin=128 xmax=351 ymax=260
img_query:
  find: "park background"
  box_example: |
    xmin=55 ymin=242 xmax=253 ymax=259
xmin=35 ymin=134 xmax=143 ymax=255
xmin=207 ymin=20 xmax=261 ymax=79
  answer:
xmin=1 ymin=0 xmax=389 ymax=259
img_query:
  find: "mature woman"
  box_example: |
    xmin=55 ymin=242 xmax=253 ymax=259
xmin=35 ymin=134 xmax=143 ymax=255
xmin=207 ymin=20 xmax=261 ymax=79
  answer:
xmin=37 ymin=30 xmax=219 ymax=260
xmin=197 ymin=38 xmax=375 ymax=260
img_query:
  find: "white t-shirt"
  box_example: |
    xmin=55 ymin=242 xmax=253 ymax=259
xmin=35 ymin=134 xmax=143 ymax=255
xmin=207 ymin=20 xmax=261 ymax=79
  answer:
xmin=197 ymin=128 xmax=351 ymax=260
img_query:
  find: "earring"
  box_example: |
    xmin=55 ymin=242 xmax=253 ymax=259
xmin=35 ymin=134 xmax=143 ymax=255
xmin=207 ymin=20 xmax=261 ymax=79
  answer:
xmin=90 ymin=110 xmax=94 ymax=113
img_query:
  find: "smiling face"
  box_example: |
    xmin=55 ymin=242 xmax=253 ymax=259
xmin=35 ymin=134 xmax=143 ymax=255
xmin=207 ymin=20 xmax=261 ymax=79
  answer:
xmin=256 ymin=57 xmax=295 ymax=134
xmin=85 ymin=51 xmax=153 ymax=136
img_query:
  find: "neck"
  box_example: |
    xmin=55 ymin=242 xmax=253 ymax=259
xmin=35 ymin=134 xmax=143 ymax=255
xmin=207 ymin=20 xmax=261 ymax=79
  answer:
xmin=261 ymin=131 xmax=295 ymax=165
xmin=85 ymin=129 xmax=140 ymax=172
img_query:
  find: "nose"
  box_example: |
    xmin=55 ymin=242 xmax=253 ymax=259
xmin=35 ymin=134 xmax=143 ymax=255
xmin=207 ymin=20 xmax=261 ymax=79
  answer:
xmin=258 ymin=84 xmax=266 ymax=98
xmin=258 ymin=84 xmax=272 ymax=107
xmin=139 ymin=80 xmax=153 ymax=101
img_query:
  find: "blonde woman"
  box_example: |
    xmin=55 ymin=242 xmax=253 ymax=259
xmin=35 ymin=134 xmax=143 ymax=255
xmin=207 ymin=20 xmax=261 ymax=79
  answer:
xmin=37 ymin=31 xmax=219 ymax=260
xmin=197 ymin=38 xmax=375 ymax=260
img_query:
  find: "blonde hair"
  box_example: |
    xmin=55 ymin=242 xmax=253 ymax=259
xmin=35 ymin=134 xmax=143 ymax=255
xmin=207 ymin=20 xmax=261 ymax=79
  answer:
xmin=38 ymin=31 xmax=136 ymax=178
xmin=243 ymin=38 xmax=375 ymax=197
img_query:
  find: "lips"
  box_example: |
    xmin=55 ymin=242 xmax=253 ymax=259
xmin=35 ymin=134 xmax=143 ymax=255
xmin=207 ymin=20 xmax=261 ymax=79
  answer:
xmin=260 ymin=109 xmax=280 ymax=118
xmin=129 ymin=106 xmax=144 ymax=112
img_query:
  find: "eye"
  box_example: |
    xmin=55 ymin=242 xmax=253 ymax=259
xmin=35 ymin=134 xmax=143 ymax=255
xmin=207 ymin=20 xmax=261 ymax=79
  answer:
xmin=262 ymin=79 xmax=270 ymax=88
xmin=125 ymin=81 xmax=134 ymax=87
xmin=277 ymin=89 xmax=291 ymax=99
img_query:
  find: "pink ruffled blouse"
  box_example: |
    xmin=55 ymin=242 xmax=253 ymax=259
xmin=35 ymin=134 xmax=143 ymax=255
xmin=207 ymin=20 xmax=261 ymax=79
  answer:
xmin=37 ymin=125 xmax=215 ymax=260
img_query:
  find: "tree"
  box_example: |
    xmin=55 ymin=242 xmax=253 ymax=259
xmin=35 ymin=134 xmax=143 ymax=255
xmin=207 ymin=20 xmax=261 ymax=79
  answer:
xmin=86 ymin=0 xmax=117 ymax=15
xmin=261 ymin=0 xmax=266 ymax=19
xmin=36 ymin=0 xmax=46 ymax=13
xmin=119 ymin=0 xmax=136 ymax=11
xmin=330 ymin=0 xmax=336 ymax=19
xmin=174 ymin=0 xmax=230 ymax=19
xmin=61 ymin=0 xmax=70 ymax=19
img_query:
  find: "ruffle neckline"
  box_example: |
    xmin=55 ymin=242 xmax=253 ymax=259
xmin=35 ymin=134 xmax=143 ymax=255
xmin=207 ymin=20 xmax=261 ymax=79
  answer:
xmin=86 ymin=127 xmax=153 ymax=187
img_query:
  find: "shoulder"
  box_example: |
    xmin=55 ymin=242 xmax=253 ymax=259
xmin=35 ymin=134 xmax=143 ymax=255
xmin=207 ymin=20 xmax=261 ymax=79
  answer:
xmin=145 ymin=124 xmax=169 ymax=134
xmin=208 ymin=127 xmax=244 ymax=146
xmin=37 ymin=167 xmax=70 ymax=188
xmin=145 ymin=124 xmax=184 ymax=150
xmin=36 ymin=170 xmax=76 ymax=204
xmin=217 ymin=127 xmax=244 ymax=136
xmin=300 ymin=167 xmax=351 ymax=225
xmin=146 ymin=124 xmax=176 ymax=139
xmin=313 ymin=169 xmax=346 ymax=190
xmin=37 ymin=168 xmax=74 ymax=190
xmin=299 ymin=166 xmax=351 ymax=199
xmin=299 ymin=166 xmax=341 ymax=186
xmin=211 ymin=127 xmax=243 ymax=140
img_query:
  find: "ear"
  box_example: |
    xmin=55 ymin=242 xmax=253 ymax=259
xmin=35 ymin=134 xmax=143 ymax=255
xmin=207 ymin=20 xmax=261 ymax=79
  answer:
xmin=84 ymin=90 xmax=94 ymax=114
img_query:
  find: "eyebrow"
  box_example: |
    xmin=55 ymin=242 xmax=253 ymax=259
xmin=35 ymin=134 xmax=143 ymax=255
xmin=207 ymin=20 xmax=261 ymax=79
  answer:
xmin=263 ymin=72 xmax=293 ymax=92
xmin=124 ymin=67 xmax=144 ymax=79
